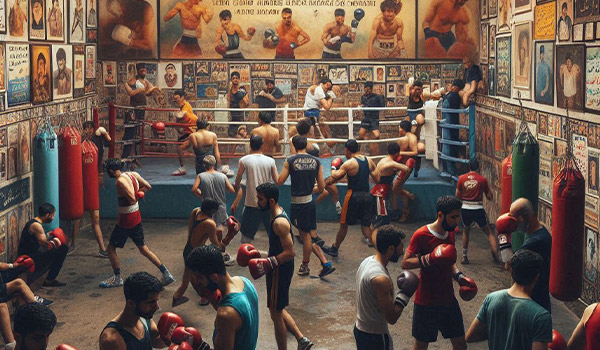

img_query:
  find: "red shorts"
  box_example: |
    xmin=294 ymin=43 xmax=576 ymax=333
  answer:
xmin=118 ymin=210 xmax=141 ymax=229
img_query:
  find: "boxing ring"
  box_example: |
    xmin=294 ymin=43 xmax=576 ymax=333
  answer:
xmin=98 ymin=103 xmax=475 ymax=220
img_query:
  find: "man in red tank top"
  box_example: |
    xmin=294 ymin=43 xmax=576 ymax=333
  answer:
xmin=456 ymin=159 xmax=497 ymax=264
xmin=568 ymin=302 xmax=600 ymax=349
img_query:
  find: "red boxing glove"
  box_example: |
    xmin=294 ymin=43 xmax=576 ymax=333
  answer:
xmin=454 ymin=272 xmax=478 ymax=301
xmin=548 ymin=329 xmax=567 ymax=350
xmin=331 ymin=157 xmax=343 ymax=170
xmin=14 ymin=255 xmax=35 ymax=273
xmin=495 ymin=213 xmax=519 ymax=235
xmin=169 ymin=343 xmax=194 ymax=350
xmin=247 ymin=27 xmax=256 ymax=36
xmin=201 ymin=288 xmax=222 ymax=306
xmin=405 ymin=158 xmax=416 ymax=169
xmin=158 ymin=312 xmax=184 ymax=344
xmin=248 ymin=256 xmax=277 ymax=279
xmin=236 ymin=244 xmax=261 ymax=267
xmin=136 ymin=191 xmax=145 ymax=200
xmin=55 ymin=345 xmax=78 ymax=350
xmin=153 ymin=122 xmax=166 ymax=131
xmin=222 ymin=216 xmax=241 ymax=246
xmin=171 ymin=326 xmax=203 ymax=346
xmin=47 ymin=228 xmax=67 ymax=250
xmin=419 ymin=244 xmax=457 ymax=268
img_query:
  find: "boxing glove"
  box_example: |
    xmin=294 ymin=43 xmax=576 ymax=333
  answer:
xmin=54 ymin=345 xmax=78 ymax=350
xmin=454 ymin=272 xmax=478 ymax=301
xmin=290 ymin=43 xmax=297 ymax=49
xmin=331 ymin=157 xmax=343 ymax=170
xmin=495 ymin=213 xmax=518 ymax=235
xmin=215 ymin=44 xmax=227 ymax=55
xmin=169 ymin=343 xmax=194 ymax=350
xmin=111 ymin=24 xmax=132 ymax=45
xmin=248 ymin=256 xmax=278 ymax=279
xmin=264 ymin=28 xmax=275 ymax=39
xmin=270 ymin=35 xmax=280 ymax=45
xmin=354 ymin=8 xmax=365 ymax=21
xmin=418 ymin=244 xmax=457 ymax=268
xmin=247 ymin=26 xmax=256 ymax=36
xmin=157 ymin=312 xmax=184 ymax=344
xmin=171 ymin=326 xmax=203 ymax=346
xmin=14 ymin=255 xmax=35 ymax=273
xmin=222 ymin=216 xmax=241 ymax=246
xmin=328 ymin=36 xmax=341 ymax=44
xmin=153 ymin=122 xmax=166 ymax=131
xmin=135 ymin=80 xmax=145 ymax=90
xmin=548 ymin=329 xmax=567 ymax=350
xmin=395 ymin=270 xmax=419 ymax=307
xmin=351 ymin=19 xmax=359 ymax=33
xmin=497 ymin=232 xmax=513 ymax=263
xmin=405 ymin=158 xmax=416 ymax=169
xmin=95 ymin=126 xmax=108 ymax=136
xmin=47 ymin=228 xmax=67 ymax=250
xmin=136 ymin=191 xmax=145 ymax=201
xmin=340 ymin=35 xmax=353 ymax=43
xmin=200 ymin=287 xmax=222 ymax=306
xmin=327 ymin=91 xmax=337 ymax=100
xmin=238 ymin=87 xmax=247 ymax=97
xmin=236 ymin=244 xmax=261 ymax=267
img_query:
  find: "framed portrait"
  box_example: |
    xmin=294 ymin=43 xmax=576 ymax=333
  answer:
xmin=482 ymin=0 xmax=488 ymax=19
xmin=51 ymin=44 xmax=73 ymax=100
xmin=7 ymin=124 xmax=17 ymax=180
xmin=102 ymin=61 xmax=116 ymax=87
xmin=557 ymin=0 xmax=573 ymax=41
xmin=0 ymin=43 xmax=5 ymax=92
xmin=0 ymin=0 xmax=6 ymax=34
xmin=29 ymin=0 xmax=45 ymax=40
xmin=18 ymin=122 xmax=30 ymax=175
xmin=85 ymin=0 xmax=95 ymax=28
xmin=84 ymin=45 xmax=95 ymax=79
xmin=597 ymin=21 xmax=600 ymax=39
xmin=68 ymin=0 xmax=85 ymax=43
xmin=495 ymin=35 xmax=511 ymax=97
xmin=481 ymin=23 xmax=489 ymax=63
xmin=157 ymin=62 xmax=182 ymax=89
xmin=513 ymin=22 xmax=532 ymax=98
xmin=46 ymin=0 xmax=64 ymax=41
xmin=574 ymin=0 xmax=600 ymax=24
xmin=489 ymin=0 xmax=497 ymax=17
xmin=489 ymin=24 xmax=496 ymax=58
xmin=555 ymin=44 xmax=585 ymax=111
xmin=534 ymin=41 xmax=554 ymax=106
xmin=585 ymin=228 xmax=599 ymax=284
xmin=30 ymin=44 xmax=52 ymax=105
xmin=374 ymin=65 xmax=385 ymax=83
xmin=85 ymin=28 xmax=96 ymax=43
xmin=514 ymin=0 xmax=531 ymax=14
xmin=585 ymin=46 xmax=600 ymax=114
xmin=6 ymin=207 xmax=20 ymax=260
xmin=488 ymin=59 xmax=496 ymax=96
xmin=585 ymin=22 xmax=595 ymax=41
xmin=534 ymin=1 xmax=556 ymax=40
xmin=7 ymin=0 xmax=28 ymax=41
xmin=6 ymin=43 xmax=30 ymax=107
xmin=72 ymin=45 xmax=85 ymax=97
xmin=573 ymin=23 xmax=584 ymax=41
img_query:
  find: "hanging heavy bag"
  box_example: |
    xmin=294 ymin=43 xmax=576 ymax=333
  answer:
xmin=82 ymin=140 xmax=100 ymax=211
xmin=58 ymin=126 xmax=84 ymax=220
xmin=33 ymin=127 xmax=60 ymax=231
xmin=501 ymin=155 xmax=512 ymax=215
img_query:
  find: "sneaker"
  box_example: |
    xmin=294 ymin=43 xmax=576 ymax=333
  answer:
xmin=171 ymin=167 xmax=186 ymax=176
xmin=297 ymin=263 xmax=310 ymax=276
xmin=319 ymin=263 xmax=336 ymax=278
xmin=98 ymin=249 xmax=108 ymax=258
xmin=67 ymin=244 xmax=77 ymax=255
xmin=223 ymin=253 xmax=235 ymax=267
xmin=297 ymin=337 xmax=314 ymax=350
xmin=461 ymin=256 xmax=470 ymax=265
xmin=34 ymin=295 xmax=53 ymax=306
xmin=335 ymin=201 xmax=342 ymax=215
xmin=162 ymin=271 xmax=176 ymax=286
xmin=322 ymin=245 xmax=338 ymax=258
xmin=99 ymin=275 xmax=123 ymax=288
xmin=199 ymin=297 xmax=210 ymax=306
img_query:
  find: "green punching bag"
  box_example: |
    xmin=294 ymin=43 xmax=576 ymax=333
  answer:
xmin=511 ymin=124 xmax=539 ymax=250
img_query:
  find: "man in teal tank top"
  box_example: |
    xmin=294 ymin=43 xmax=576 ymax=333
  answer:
xmin=185 ymin=245 xmax=259 ymax=350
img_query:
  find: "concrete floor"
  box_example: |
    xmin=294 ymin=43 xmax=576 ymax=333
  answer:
xmin=41 ymin=219 xmax=581 ymax=349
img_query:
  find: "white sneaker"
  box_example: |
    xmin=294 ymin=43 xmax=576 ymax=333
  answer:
xmin=99 ymin=275 xmax=123 ymax=288
xmin=171 ymin=167 xmax=186 ymax=176
xmin=335 ymin=201 xmax=342 ymax=215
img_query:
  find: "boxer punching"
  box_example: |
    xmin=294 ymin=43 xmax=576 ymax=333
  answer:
xmin=401 ymin=196 xmax=476 ymax=350
xmin=355 ymin=225 xmax=418 ymax=350
xmin=568 ymin=301 xmax=600 ymax=349
xmin=390 ymin=121 xmax=420 ymax=222
xmin=322 ymin=140 xmax=378 ymax=258
xmin=187 ymin=245 xmax=259 ymax=349
xmin=13 ymin=303 xmax=57 ymax=350
xmin=99 ymin=159 xmax=175 ymax=288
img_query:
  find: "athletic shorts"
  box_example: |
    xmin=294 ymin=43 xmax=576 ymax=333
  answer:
xmin=0 ymin=282 xmax=9 ymax=303
xmin=240 ymin=206 xmax=271 ymax=240
xmin=266 ymin=261 xmax=294 ymax=311
xmin=412 ymin=301 xmax=465 ymax=342
xmin=354 ymin=326 xmax=393 ymax=350
xmin=341 ymin=190 xmax=375 ymax=227
xmin=360 ymin=118 xmax=380 ymax=131
xmin=461 ymin=208 xmax=488 ymax=228
xmin=407 ymin=110 xmax=423 ymax=121
xmin=109 ymin=223 xmax=145 ymax=248
xmin=304 ymin=109 xmax=320 ymax=125
xmin=183 ymin=243 xmax=193 ymax=261
xmin=290 ymin=201 xmax=317 ymax=233
xmin=178 ymin=133 xmax=191 ymax=142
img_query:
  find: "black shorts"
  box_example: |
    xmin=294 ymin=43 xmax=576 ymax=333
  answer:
xmin=290 ymin=201 xmax=317 ymax=233
xmin=0 ymin=283 xmax=9 ymax=303
xmin=461 ymin=208 xmax=489 ymax=228
xmin=412 ymin=301 xmax=465 ymax=342
xmin=360 ymin=118 xmax=380 ymax=131
xmin=341 ymin=190 xmax=375 ymax=227
xmin=178 ymin=133 xmax=191 ymax=142
xmin=266 ymin=261 xmax=294 ymax=311
xmin=183 ymin=243 xmax=193 ymax=261
xmin=354 ymin=326 xmax=392 ymax=350
xmin=109 ymin=224 xmax=145 ymax=248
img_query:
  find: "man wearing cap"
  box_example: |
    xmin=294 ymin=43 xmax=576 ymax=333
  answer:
xmin=535 ymin=44 xmax=552 ymax=105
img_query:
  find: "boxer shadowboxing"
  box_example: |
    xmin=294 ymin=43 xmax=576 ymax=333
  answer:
xmin=13 ymin=302 xmax=60 ymax=350
xmin=17 ymin=202 xmax=68 ymax=287
xmin=390 ymin=120 xmax=421 ymax=222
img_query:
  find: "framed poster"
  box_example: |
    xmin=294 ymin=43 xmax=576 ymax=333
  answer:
xmin=513 ymin=22 xmax=531 ymax=98
xmin=574 ymin=0 xmax=600 ymax=25
xmin=489 ymin=24 xmax=496 ymax=58
xmin=585 ymin=22 xmax=595 ymax=41
xmin=0 ymin=43 xmax=5 ymax=92
xmin=514 ymin=0 xmax=531 ymax=14
xmin=496 ymin=35 xmax=511 ymax=97
xmin=534 ymin=1 xmax=556 ymax=40
xmin=489 ymin=0 xmax=497 ymax=17
xmin=481 ymin=23 xmax=489 ymax=63
xmin=30 ymin=44 xmax=51 ymax=104
xmin=157 ymin=62 xmax=182 ymax=89
xmin=585 ymin=46 xmax=600 ymax=113
xmin=482 ymin=0 xmax=488 ymax=19
xmin=573 ymin=23 xmax=584 ymax=41
xmin=488 ymin=59 xmax=496 ymax=96
xmin=68 ymin=0 xmax=85 ymax=43
xmin=46 ymin=0 xmax=64 ymax=41
xmin=498 ymin=0 xmax=512 ymax=32
xmin=0 ymin=0 xmax=6 ymax=34
xmin=29 ymin=0 xmax=45 ymax=40
xmin=534 ymin=41 xmax=554 ymax=106
xmin=102 ymin=61 xmax=116 ymax=87
xmin=84 ymin=45 xmax=95 ymax=79
xmin=6 ymin=43 xmax=30 ymax=107
xmin=556 ymin=44 xmax=584 ymax=111
xmin=85 ymin=0 xmax=94 ymax=28
xmin=7 ymin=0 xmax=28 ymax=41
xmin=557 ymin=0 xmax=573 ymax=41
xmin=72 ymin=45 xmax=84 ymax=97
xmin=51 ymin=44 xmax=73 ymax=100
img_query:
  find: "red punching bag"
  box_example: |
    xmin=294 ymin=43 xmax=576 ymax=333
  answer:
xmin=501 ymin=155 xmax=512 ymax=214
xmin=550 ymin=158 xmax=585 ymax=301
xmin=82 ymin=140 xmax=99 ymax=211
xmin=58 ymin=126 xmax=84 ymax=220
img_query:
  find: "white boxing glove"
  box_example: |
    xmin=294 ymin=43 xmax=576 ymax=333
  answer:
xmin=95 ymin=127 xmax=108 ymax=136
xmin=112 ymin=25 xmax=133 ymax=46
xmin=135 ymin=80 xmax=145 ymax=90
xmin=258 ymin=90 xmax=266 ymax=97
xmin=328 ymin=36 xmax=341 ymax=44
xmin=408 ymin=77 xmax=414 ymax=88
xmin=176 ymin=111 xmax=185 ymax=119
xmin=327 ymin=91 xmax=336 ymax=100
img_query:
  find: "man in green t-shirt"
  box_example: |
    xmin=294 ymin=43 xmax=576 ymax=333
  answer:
xmin=465 ymin=249 xmax=552 ymax=350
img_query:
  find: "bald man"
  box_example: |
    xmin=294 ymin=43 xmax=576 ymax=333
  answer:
xmin=509 ymin=198 xmax=552 ymax=313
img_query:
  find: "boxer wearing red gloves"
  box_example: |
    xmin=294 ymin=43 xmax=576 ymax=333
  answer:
xmin=100 ymin=272 xmax=167 ymax=349
xmin=14 ymin=302 xmax=57 ymax=350
xmin=568 ymin=301 xmax=600 ymax=349
xmin=466 ymin=249 xmax=552 ymax=349
xmin=401 ymin=196 xmax=471 ymax=350
xmin=391 ymin=120 xmax=420 ymax=222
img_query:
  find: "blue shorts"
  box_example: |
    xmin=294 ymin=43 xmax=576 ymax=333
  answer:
xmin=240 ymin=206 xmax=271 ymax=240
xmin=304 ymin=109 xmax=320 ymax=125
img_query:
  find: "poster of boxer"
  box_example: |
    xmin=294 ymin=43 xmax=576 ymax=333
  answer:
xmin=6 ymin=208 xmax=19 ymax=261
xmin=157 ymin=62 xmax=182 ymax=89
xmin=18 ymin=122 xmax=29 ymax=175
xmin=85 ymin=45 xmax=95 ymax=79
xmin=46 ymin=0 xmax=64 ymax=41
xmin=556 ymin=44 xmax=584 ymax=111
xmin=102 ymin=61 xmax=116 ymax=87
xmin=497 ymin=0 xmax=511 ymax=33
xmin=589 ymin=150 xmax=599 ymax=196
xmin=98 ymin=0 xmax=158 ymax=59
xmin=73 ymin=45 xmax=85 ymax=97
xmin=31 ymin=45 xmax=52 ymax=105
xmin=7 ymin=0 xmax=28 ymax=41
xmin=29 ymin=0 xmax=45 ymax=40
xmin=86 ymin=0 xmax=95 ymax=27
xmin=6 ymin=43 xmax=30 ymax=107
xmin=68 ymin=0 xmax=86 ymax=43
xmin=512 ymin=22 xmax=531 ymax=99
xmin=0 ymin=0 xmax=6 ymax=34
xmin=52 ymin=45 xmax=73 ymax=100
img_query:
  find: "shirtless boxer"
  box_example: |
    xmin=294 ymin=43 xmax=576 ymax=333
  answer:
xmin=368 ymin=0 xmax=406 ymax=59
xmin=422 ymin=0 xmax=475 ymax=59
xmin=559 ymin=55 xmax=581 ymax=109
xmin=214 ymin=10 xmax=255 ymax=59
xmin=171 ymin=90 xmax=198 ymax=176
xmin=391 ymin=121 xmax=421 ymax=221
xmin=99 ymin=159 xmax=175 ymax=288
xmin=251 ymin=112 xmax=281 ymax=157
xmin=303 ymin=78 xmax=339 ymax=150
xmin=320 ymin=8 xmax=358 ymax=59
xmin=372 ymin=143 xmax=411 ymax=228
xmin=182 ymin=119 xmax=221 ymax=175
xmin=568 ymin=302 xmax=600 ymax=349
xmin=163 ymin=0 xmax=213 ymax=58
xmin=105 ymin=0 xmax=156 ymax=57
xmin=322 ymin=140 xmax=379 ymax=258
xmin=269 ymin=8 xmax=310 ymax=59
xmin=9 ymin=0 xmax=27 ymax=37
xmin=14 ymin=303 xmax=57 ymax=350
xmin=407 ymin=80 xmax=444 ymax=140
